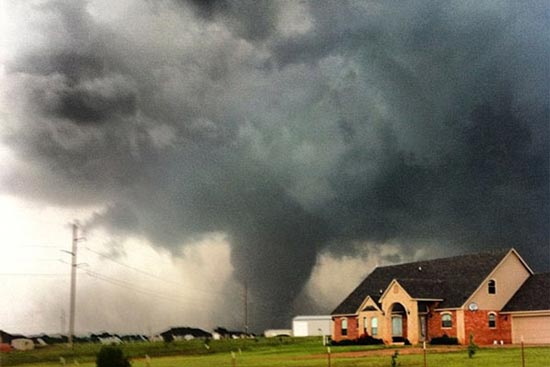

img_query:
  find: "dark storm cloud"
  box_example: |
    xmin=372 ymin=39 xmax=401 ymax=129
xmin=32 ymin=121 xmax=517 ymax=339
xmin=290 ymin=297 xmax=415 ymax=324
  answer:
xmin=2 ymin=0 xmax=548 ymax=329
xmin=8 ymin=14 xmax=138 ymax=125
xmin=27 ymin=66 xmax=138 ymax=124
xmin=13 ymin=52 xmax=105 ymax=82
xmin=182 ymin=0 xmax=280 ymax=41
xmin=45 ymin=83 xmax=136 ymax=124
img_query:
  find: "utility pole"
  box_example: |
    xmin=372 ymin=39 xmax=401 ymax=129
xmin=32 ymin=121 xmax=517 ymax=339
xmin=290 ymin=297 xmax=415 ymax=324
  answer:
xmin=60 ymin=310 xmax=66 ymax=338
xmin=68 ymin=222 xmax=78 ymax=347
xmin=243 ymin=281 xmax=248 ymax=334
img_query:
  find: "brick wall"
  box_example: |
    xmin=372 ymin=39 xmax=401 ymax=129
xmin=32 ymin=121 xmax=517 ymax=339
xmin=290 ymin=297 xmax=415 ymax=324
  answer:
xmin=332 ymin=316 xmax=359 ymax=341
xmin=428 ymin=310 xmax=457 ymax=339
xmin=464 ymin=311 xmax=511 ymax=345
xmin=334 ymin=311 xmax=512 ymax=344
xmin=426 ymin=310 xmax=512 ymax=344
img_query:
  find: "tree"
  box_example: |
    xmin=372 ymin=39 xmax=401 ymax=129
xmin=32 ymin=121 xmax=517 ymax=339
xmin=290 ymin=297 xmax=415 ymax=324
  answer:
xmin=96 ymin=345 xmax=131 ymax=367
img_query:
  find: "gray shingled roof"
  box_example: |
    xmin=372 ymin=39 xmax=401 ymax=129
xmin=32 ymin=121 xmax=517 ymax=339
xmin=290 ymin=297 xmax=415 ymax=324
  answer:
xmin=331 ymin=248 xmax=511 ymax=315
xmin=502 ymin=273 xmax=550 ymax=312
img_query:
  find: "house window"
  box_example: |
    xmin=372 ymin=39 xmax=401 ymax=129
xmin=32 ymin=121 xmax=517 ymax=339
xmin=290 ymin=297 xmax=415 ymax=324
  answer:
xmin=441 ymin=313 xmax=452 ymax=328
xmin=488 ymin=279 xmax=496 ymax=294
xmin=488 ymin=313 xmax=496 ymax=328
xmin=341 ymin=318 xmax=348 ymax=336
xmin=371 ymin=317 xmax=378 ymax=336
xmin=363 ymin=317 xmax=368 ymax=334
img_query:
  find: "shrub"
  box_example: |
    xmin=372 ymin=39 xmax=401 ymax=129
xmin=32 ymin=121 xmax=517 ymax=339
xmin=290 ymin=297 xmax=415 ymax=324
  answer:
xmin=96 ymin=345 xmax=131 ymax=367
xmin=356 ymin=334 xmax=385 ymax=345
xmin=331 ymin=334 xmax=384 ymax=346
xmin=430 ymin=334 xmax=459 ymax=345
xmin=467 ymin=334 xmax=478 ymax=358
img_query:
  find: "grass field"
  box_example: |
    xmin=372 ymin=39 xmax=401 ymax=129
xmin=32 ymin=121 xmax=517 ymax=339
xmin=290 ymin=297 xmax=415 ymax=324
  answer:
xmin=1 ymin=337 xmax=548 ymax=367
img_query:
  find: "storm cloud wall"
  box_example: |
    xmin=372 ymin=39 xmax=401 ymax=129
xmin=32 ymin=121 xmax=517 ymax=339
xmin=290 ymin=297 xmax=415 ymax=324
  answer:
xmin=1 ymin=0 xmax=548 ymax=329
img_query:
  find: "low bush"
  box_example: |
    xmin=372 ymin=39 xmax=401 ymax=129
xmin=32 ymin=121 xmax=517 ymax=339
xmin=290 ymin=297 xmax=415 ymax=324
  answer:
xmin=430 ymin=334 xmax=459 ymax=345
xmin=331 ymin=334 xmax=384 ymax=346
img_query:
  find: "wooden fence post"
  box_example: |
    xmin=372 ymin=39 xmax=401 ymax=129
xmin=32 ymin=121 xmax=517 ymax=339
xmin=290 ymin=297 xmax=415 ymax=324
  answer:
xmin=423 ymin=341 xmax=427 ymax=367
xmin=521 ymin=336 xmax=525 ymax=367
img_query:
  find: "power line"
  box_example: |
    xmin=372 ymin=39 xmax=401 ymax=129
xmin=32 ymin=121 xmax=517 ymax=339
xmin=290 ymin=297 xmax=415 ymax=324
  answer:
xmin=80 ymin=265 xmax=274 ymax=310
xmin=0 ymin=273 xmax=68 ymax=277
xmin=5 ymin=234 xmax=274 ymax=312
xmin=0 ymin=258 xmax=62 ymax=263
xmin=84 ymin=247 xmax=174 ymax=282
xmin=83 ymin=246 xmax=238 ymax=298
xmin=16 ymin=245 xmax=65 ymax=249
xmin=81 ymin=269 xmax=218 ymax=307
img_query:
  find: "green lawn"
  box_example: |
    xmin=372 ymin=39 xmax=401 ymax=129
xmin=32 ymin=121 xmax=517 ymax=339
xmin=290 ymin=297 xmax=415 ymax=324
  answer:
xmin=134 ymin=347 xmax=549 ymax=367
xmin=1 ymin=338 xmax=549 ymax=367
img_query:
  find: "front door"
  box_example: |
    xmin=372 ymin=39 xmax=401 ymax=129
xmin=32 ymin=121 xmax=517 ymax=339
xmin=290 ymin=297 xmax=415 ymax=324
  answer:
xmin=419 ymin=315 xmax=427 ymax=341
xmin=392 ymin=316 xmax=403 ymax=337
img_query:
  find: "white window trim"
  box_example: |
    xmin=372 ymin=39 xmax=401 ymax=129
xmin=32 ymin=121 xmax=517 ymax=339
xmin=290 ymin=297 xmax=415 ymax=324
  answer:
xmin=441 ymin=312 xmax=453 ymax=329
xmin=341 ymin=317 xmax=348 ymax=335
xmin=371 ymin=317 xmax=378 ymax=336
xmin=488 ymin=312 xmax=497 ymax=329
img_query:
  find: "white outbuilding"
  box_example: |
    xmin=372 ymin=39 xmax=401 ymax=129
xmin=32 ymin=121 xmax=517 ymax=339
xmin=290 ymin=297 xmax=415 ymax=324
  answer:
xmin=11 ymin=338 xmax=34 ymax=351
xmin=292 ymin=315 xmax=332 ymax=337
xmin=264 ymin=329 xmax=292 ymax=338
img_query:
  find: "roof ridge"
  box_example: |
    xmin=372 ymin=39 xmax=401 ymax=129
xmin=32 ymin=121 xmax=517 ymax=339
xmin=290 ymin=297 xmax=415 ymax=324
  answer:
xmin=398 ymin=278 xmax=445 ymax=282
xmin=375 ymin=248 xmax=511 ymax=269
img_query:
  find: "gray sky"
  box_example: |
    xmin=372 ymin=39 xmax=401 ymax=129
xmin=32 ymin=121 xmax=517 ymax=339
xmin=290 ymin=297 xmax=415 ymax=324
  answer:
xmin=0 ymin=0 xmax=548 ymax=334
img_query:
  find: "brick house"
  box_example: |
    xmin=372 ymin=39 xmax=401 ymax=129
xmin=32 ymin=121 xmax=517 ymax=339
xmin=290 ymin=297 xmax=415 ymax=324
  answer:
xmin=331 ymin=248 xmax=550 ymax=345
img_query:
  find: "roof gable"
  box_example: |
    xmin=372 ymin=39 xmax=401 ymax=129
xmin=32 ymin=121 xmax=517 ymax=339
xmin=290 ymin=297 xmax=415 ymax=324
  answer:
xmin=358 ymin=295 xmax=382 ymax=313
xmin=331 ymin=248 xmax=511 ymax=315
xmin=462 ymin=248 xmax=533 ymax=309
xmin=378 ymin=279 xmax=413 ymax=303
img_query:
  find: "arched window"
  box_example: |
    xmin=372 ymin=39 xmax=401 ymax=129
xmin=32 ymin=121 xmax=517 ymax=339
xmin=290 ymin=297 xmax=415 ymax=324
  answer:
xmin=341 ymin=318 xmax=348 ymax=336
xmin=488 ymin=279 xmax=496 ymax=294
xmin=442 ymin=313 xmax=452 ymax=328
xmin=488 ymin=313 xmax=497 ymax=328
xmin=371 ymin=317 xmax=378 ymax=336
